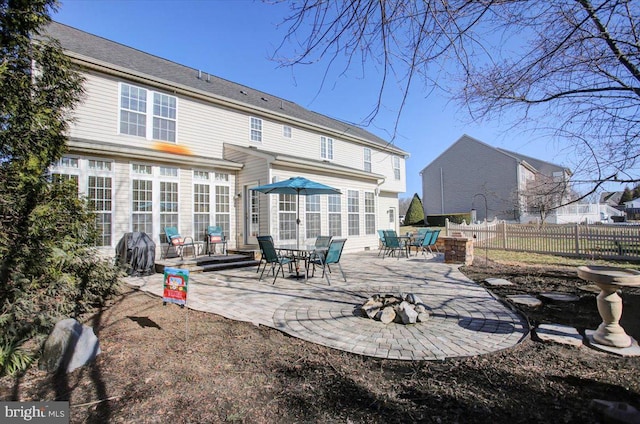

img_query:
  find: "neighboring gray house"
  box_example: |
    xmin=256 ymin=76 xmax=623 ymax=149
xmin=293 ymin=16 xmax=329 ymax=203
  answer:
xmin=600 ymin=191 xmax=624 ymax=207
xmin=44 ymin=22 xmax=409 ymax=255
xmin=420 ymin=135 xmax=571 ymax=222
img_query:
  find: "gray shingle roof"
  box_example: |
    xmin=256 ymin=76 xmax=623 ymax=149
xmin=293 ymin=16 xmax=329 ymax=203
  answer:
xmin=44 ymin=21 xmax=405 ymax=154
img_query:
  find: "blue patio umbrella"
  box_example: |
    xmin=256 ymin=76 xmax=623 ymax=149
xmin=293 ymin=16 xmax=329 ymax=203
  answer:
xmin=251 ymin=176 xmax=341 ymax=248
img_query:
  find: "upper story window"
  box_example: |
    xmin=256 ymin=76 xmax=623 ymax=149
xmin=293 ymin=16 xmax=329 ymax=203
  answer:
xmin=283 ymin=125 xmax=292 ymax=138
xmin=153 ymin=93 xmax=176 ymax=142
xmin=321 ymin=136 xmax=333 ymax=160
xmin=120 ymin=84 xmax=147 ymax=137
xmin=393 ymin=156 xmax=401 ymax=180
xmin=250 ymin=117 xmax=262 ymax=142
xmin=364 ymin=148 xmax=372 ymax=172
xmin=119 ymin=83 xmax=177 ymax=142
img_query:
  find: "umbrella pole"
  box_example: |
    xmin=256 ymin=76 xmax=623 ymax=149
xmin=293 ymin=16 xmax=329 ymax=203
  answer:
xmin=296 ymin=192 xmax=300 ymax=249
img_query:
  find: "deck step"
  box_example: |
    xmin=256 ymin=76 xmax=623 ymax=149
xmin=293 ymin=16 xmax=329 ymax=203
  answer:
xmin=155 ymin=253 xmax=258 ymax=274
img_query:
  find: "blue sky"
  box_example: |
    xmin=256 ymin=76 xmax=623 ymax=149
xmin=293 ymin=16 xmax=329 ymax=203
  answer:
xmin=52 ymin=0 xmax=587 ymax=199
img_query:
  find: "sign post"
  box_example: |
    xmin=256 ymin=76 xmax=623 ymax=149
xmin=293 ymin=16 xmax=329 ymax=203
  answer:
xmin=163 ymin=267 xmax=189 ymax=340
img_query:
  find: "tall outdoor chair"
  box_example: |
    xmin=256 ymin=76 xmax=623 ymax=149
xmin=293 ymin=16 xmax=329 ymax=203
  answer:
xmin=308 ymin=235 xmax=332 ymax=264
xmin=206 ymin=225 xmax=228 ymax=256
xmin=257 ymin=235 xmax=294 ymax=284
xmin=427 ymin=229 xmax=442 ymax=255
xmin=410 ymin=228 xmax=433 ymax=256
xmin=377 ymin=229 xmax=387 ymax=256
xmin=256 ymin=235 xmax=273 ymax=274
xmin=309 ymin=238 xmax=347 ymax=285
xmin=418 ymin=229 xmax=441 ymax=257
xmin=163 ymin=226 xmax=196 ymax=260
xmin=382 ymin=230 xmax=408 ymax=259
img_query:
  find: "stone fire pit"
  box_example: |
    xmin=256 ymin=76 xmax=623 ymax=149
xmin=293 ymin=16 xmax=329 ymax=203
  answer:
xmin=359 ymin=293 xmax=430 ymax=324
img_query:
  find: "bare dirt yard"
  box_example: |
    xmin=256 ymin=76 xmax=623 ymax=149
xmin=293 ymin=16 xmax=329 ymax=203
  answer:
xmin=2 ymin=258 xmax=640 ymax=423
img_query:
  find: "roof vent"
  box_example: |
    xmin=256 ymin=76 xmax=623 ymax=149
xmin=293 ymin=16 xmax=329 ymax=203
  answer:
xmin=261 ymin=97 xmax=268 ymax=102
xmin=240 ymin=90 xmax=248 ymax=95
xmin=206 ymin=73 xmax=210 ymax=83
xmin=197 ymin=70 xmax=202 ymax=79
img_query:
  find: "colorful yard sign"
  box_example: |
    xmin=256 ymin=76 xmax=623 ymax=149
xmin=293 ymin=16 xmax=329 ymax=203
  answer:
xmin=163 ymin=267 xmax=189 ymax=306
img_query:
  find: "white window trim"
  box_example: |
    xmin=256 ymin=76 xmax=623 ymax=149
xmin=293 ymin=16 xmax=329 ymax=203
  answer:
xmin=250 ymin=117 xmax=263 ymax=142
xmin=321 ymin=136 xmax=334 ymax=160
xmin=393 ymin=156 xmax=401 ymax=180
xmin=119 ymin=82 xmax=178 ymax=143
xmin=364 ymin=147 xmax=372 ymax=172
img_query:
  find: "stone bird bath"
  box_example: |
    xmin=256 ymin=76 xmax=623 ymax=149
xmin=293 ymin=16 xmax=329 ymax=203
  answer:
xmin=577 ymin=265 xmax=640 ymax=349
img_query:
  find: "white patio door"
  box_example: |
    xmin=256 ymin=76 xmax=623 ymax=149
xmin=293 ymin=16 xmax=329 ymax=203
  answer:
xmin=244 ymin=182 xmax=260 ymax=245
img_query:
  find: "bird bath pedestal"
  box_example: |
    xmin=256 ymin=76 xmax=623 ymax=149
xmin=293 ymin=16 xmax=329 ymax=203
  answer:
xmin=577 ymin=265 xmax=640 ymax=351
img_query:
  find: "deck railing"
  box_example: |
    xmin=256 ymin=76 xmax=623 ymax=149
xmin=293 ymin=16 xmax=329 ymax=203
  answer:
xmin=446 ymin=219 xmax=640 ymax=261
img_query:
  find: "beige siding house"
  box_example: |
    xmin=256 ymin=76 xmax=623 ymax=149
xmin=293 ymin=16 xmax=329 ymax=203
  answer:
xmin=46 ymin=22 xmax=408 ymax=255
xmin=420 ymin=135 xmax=570 ymax=222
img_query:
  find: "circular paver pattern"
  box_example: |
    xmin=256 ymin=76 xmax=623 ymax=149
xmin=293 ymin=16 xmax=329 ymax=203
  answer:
xmin=273 ymin=283 xmax=528 ymax=360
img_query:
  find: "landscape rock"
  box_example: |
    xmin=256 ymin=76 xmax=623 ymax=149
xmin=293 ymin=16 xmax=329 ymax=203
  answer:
xmin=534 ymin=324 xmax=583 ymax=347
xmin=590 ymin=399 xmax=640 ymax=424
xmin=485 ymin=278 xmax=514 ymax=286
xmin=377 ymin=307 xmax=396 ymax=324
xmin=361 ymin=293 xmax=428 ymax=325
xmin=539 ymin=292 xmax=580 ymax=302
xmin=397 ymin=301 xmax=418 ymax=324
xmin=405 ymin=293 xmax=423 ymax=304
xmin=40 ymin=318 xmax=101 ymax=373
xmin=362 ymin=299 xmax=383 ymax=319
xmin=507 ymin=295 xmax=542 ymax=308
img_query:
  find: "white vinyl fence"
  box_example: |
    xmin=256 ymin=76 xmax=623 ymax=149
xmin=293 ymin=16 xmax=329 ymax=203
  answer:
xmin=446 ymin=219 xmax=640 ymax=261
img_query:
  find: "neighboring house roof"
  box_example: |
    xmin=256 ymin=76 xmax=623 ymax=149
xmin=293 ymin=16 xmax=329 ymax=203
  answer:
xmin=419 ymin=134 xmax=570 ymax=176
xmin=43 ymin=21 xmax=408 ymax=157
xmin=495 ymin=148 xmax=571 ymax=176
xmin=600 ymin=191 xmax=623 ymax=206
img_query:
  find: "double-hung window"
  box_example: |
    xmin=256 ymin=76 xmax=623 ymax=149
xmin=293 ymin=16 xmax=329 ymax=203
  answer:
xmin=393 ymin=156 xmax=401 ymax=180
xmin=131 ymin=164 xmax=153 ymax=235
xmin=348 ymin=190 xmax=360 ymax=236
xmin=364 ymin=192 xmax=375 ymax=235
xmin=87 ymin=160 xmax=113 ymax=246
xmin=193 ymin=171 xmax=211 ymax=241
xmin=215 ymin=184 xmax=230 ymax=237
xmin=120 ymin=84 xmax=147 ymax=137
xmin=364 ymin=148 xmax=372 ymax=172
xmin=250 ymin=117 xmax=262 ymax=142
xmin=283 ymin=125 xmax=292 ymax=138
xmin=328 ymin=194 xmax=342 ymax=237
xmin=153 ymin=93 xmax=176 ymax=142
xmin=305 ymin=195 xmax=321 ymax=239
xmin=321 ymin=136 xmax=333 ymax=160
xmin=278 ymin=194 xmax=297 ymax=241
xmin=159 ymin=167 xmax=179 ymax=235
xmin=120 ymin=83 xmax=177 ymax=142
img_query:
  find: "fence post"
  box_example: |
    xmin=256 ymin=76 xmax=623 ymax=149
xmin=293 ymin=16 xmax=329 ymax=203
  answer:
xmin=445 ymin=218 xmax=449 ymax=236
xmin=501 ymin=221 xmax=507 ymax=249
xmin=574 ymin=223 xmax=580 ymax=255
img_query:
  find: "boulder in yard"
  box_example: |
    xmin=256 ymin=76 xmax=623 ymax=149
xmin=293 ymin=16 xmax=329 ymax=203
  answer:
xmin=40 ymin=318 xmax=101 ymax=373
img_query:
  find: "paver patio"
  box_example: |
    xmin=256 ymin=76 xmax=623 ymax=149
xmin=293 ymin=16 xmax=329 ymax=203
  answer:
xmin=124 ymin=251 xmax=529 ymax=360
